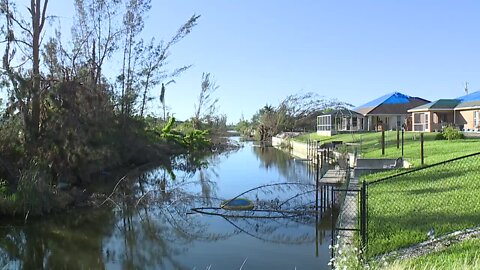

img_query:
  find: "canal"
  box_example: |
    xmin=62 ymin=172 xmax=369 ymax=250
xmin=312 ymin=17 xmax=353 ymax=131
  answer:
xmin=0 ymin=140 xmax=334 ymax=269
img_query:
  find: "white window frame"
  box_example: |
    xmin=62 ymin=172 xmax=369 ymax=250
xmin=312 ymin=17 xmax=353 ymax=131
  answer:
xmin=317 ymin=115 xmax=332 ymax=131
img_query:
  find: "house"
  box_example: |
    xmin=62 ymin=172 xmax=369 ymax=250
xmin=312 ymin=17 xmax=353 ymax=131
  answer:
xmin=408 ymin=99 xmax=460 ymax=132
xmin=408 ymin=91 xmax=480 ymax=132
xmin=316 ymin=109 xmax=364 ymax=136
xmin=354 ymin=92 xmax=430 ymax=131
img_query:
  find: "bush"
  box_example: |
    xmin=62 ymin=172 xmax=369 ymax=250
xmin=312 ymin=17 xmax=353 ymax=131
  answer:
xmin=435 ymin=132 xmax=445 ymax=140
xmin=442 ymin=126 xmax=464 ymax=141
xmin=17 ymin=160 xmax=55 ymax=215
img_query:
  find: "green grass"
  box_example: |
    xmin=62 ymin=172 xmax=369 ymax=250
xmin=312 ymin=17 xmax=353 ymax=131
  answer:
xmin=367 ymin=154 xmax=480 ymax=257
xmin=386 ymin=237 xmax=480 ymax=270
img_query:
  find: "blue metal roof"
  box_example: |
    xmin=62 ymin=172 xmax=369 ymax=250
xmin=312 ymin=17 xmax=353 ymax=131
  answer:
xmin=355 ymin=92 xmax=411 ymax=110
xmin=457 ymin=90 xmax=480 ymax=102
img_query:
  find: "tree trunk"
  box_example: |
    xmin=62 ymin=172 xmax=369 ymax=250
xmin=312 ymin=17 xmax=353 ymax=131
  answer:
xmin=30 ymin=0 xmax=48 ymax=142
xmin=140 ymin=73 xmax=151 ymax=118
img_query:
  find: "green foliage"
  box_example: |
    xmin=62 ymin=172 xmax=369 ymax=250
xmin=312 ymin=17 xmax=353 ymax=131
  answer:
xmin=162 ymin=116 xmax=175 ymax=133
xmin=148 ymin=117 xmax=211 ymax=151
xmin=0 ymin=115 xmax=25 ymax=161
xmin=16 ymin=160 xmax=55 ymax=216
xmin=183 ymin=129 xmax=211 ymax=151
xmin=0 ymin=179 xmax=7 ymax=195
xmin=235 ymin=119 xmax=253 ymax=136
xmin=38 ymin=81 xmax=118 ymax=185
xmin=441 ymin=126 xmax=464 ymax=141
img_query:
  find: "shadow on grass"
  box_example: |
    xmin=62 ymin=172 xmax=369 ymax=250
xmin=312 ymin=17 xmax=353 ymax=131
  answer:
xmin=404 ymin=185 xmax=463 ymax=195
xmin=369 ymin=162 xmax=479 ymax=189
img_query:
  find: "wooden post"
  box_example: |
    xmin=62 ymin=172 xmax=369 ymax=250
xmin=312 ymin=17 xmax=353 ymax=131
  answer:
xmin=421 ymin=133 xmax=424 ymax=165
xmin=397 ymin=127 xmax=400 ymax=149
xmin=307 ymin=140 xmax=310 ymax=160
xmin=381 ymin=130 xmax=385 ymax=156
xmin=320 ymin=151 xmax=323 ymax=168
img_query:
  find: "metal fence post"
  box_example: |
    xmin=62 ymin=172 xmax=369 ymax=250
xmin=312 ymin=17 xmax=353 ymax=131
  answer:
xmin=381 ymin=130 xmax=385 ymax=155
xmin=401 ymin=128 xmax=404 ymax=157
xmin=316 ymin=154 xmax=319 ymax=214
xmin=397 ymin=127 xmax=400 ymax=149
xmin=360 ymin=181 xmax=367 ymax=254
xmin=421 ymin=133 xmax=424 ymax=165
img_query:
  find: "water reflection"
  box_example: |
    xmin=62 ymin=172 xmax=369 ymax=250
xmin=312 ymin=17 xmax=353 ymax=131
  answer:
xmin=0 ymin=142 xmax=334 ymax=269
xmin=252 ymin=145 xmax=315 ymax=182
xmin=0 ymin=209 xmax=114 ymax=269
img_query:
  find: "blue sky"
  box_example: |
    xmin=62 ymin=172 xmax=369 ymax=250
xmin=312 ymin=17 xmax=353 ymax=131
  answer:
xmin=15 ymin=1 xmax=480 ymax=122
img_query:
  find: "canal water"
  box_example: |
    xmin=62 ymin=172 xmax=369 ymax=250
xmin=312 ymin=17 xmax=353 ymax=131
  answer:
xmin=0 ymin=140 xmax=334 ymax=270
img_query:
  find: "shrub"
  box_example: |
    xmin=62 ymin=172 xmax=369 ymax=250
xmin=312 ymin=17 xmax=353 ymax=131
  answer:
xmin=442 ymin=126 xmax=464 ymax=141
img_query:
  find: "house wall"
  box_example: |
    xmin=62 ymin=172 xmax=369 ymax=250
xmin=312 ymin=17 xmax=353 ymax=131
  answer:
xmin=457 ymin=109 xmax=479 ymax=131
xmin=366 ymin=115 xmax=406 ymax=131
xmin=317 ymin=130 xmax=334 ymax=136
xmin=428 ymin=112 xmax=434 ymax=132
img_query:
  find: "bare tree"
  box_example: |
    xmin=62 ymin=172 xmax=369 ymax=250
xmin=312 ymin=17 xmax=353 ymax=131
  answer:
xmin=136 ymin=14 xmax=199 ymax=118
xmin=193 ymin=72 xmax=219 ymax=129
xmin=72 ymin=0 xmax=123 ymax=86
xmin=0 ymin=0 xmax=49 ymax=144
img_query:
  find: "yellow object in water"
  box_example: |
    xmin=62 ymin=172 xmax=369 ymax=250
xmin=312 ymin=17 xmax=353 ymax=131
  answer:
xmin=220 ymin=198 xmax=254 ymax=210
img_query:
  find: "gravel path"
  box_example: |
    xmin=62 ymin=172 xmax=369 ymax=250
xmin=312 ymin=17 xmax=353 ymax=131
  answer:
xmin=376 ymin=226 xmax=480 ymax=261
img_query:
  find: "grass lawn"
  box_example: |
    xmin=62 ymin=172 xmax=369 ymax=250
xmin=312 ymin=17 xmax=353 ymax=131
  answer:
xmin=386 ymin=237 xmax=480 ymax=270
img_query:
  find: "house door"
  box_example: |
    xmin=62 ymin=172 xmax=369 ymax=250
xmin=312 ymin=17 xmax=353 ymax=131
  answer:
xmin=405 ymin=116 xmax=412 ymax=131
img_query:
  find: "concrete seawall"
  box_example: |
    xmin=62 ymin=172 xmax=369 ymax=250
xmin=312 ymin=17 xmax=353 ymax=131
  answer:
xmin=272 ymin=137 xmax=310 ymax=159
xmin=273 ymin=136 xmax=358 ymax=167
xmin=272 ymin=136 xmax=318 ymax=162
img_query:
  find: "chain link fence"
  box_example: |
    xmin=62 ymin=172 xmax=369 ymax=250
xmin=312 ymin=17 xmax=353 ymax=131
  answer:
xmin=366 ymin=152 xmax=480 ymax=258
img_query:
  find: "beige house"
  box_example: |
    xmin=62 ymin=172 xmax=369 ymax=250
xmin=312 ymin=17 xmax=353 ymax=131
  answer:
xmin=408 ymin=91 xmax=480 ymax=132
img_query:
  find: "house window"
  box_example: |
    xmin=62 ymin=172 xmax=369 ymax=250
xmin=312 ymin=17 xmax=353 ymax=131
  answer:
xmin=317 ymin=115 xmax=331 ymax=131
xmin=414 ymin=113 xmax=421 ymax=123
xmin=413 ymin=112 xmax=429 ymax=131
xmin=342 ymin=117 xmax=348 ymax=130
xmin=424 ymin=113 xmax=429 ymax=130
xmin=475 ymin=111 xmax=480 ymax=128
xmin=396 ymin=116 xmax=401 ymax=128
